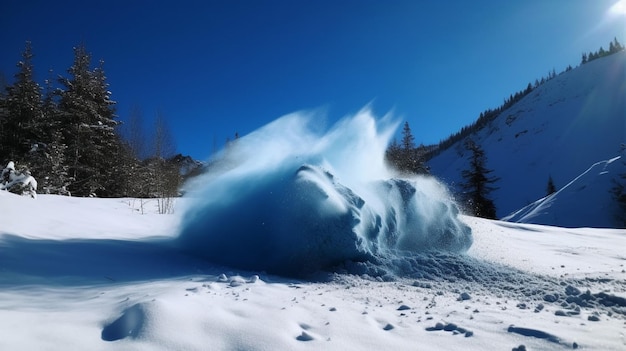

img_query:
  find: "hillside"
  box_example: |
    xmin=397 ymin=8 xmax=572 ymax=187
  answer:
xmin=428 ymin=51 xmax=625 ymax=227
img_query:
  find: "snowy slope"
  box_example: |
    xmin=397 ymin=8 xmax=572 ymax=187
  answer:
xmin=1 ymin=193 xmax=625 ymax=351
xmin=428 ymin=51 xmax=626 ymax=226
xmin=502 ymin=154 xmax=623 ymax=227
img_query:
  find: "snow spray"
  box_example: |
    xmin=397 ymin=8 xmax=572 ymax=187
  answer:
xmin=177 ymin=108 xmax=472 ymax=277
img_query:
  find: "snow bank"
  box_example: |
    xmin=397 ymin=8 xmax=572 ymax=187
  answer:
xmin=177 ymin=109 xmax=471 ymax=277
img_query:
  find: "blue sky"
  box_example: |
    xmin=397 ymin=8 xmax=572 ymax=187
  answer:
xmin=1 ymin=0 xmax=624 ymax=160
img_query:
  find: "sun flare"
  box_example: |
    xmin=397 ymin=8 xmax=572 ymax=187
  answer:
xmin=609 ymin=0 xmax=626 ymax=15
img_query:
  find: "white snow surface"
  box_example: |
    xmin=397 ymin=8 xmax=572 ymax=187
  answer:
xmin=428 ymin=51 xmax=626 ymax=226
xmin=1 ymin=192 xmax=625 ymax=350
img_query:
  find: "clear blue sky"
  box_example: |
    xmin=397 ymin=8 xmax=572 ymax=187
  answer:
xmin=1 ymin=0 xmax=624 ymax=160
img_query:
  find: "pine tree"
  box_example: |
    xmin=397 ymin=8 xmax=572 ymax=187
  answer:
xmin=461 ymin=139 xmax=499 ymax=219
xmin=385 ymin=138 xmax=401 ymax=169
xmin=24 ymin=71 xmax=70 ymax=194
xmin=58 ymin=44 xmax=121 ymax=196
xmin=401 ymin=121 xmax=415 ymax=151
xmin=385 ymin=121 xmax=429 ymax=174
xmin=0 ymin=74 xmax=8 ymax=160
xmin=1 ymin=41 xmax=43 ymax=161
xmin=546 ymin=175 xmax=557 ymax=196
xmin=611 ymin=148 xmax=626 ymax=227
xmin=610 ymin=37 xmax=623 ymax=54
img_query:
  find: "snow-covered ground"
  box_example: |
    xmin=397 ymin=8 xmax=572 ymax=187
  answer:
xmin=1 ymin=192 xmax=625 ymax=351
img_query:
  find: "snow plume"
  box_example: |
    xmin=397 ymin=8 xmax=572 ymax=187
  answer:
xmin=177 ymin=108 xmax=472 ymax=277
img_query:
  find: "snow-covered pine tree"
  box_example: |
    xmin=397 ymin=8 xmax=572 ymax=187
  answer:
xmin=24 ymin=71 xmax=70 ymax=194
xmin=58 ymin=45 xmax=122 ymax=197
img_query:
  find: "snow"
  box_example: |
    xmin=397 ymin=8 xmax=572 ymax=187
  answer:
xmin=177 ymin=110 xmax=471 ymax=277
xmin=502 ymin=154 xmax=623 ymax=227
xmin=1 ymin=109 xmax=626 ymax=350
xmin=428 ymin=51 xmax=626 ymax=226
xmin=0 ymin=193 xmax=625 ymax=350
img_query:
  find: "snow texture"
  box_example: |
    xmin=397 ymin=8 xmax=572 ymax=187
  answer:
xmin=1 ymin=193 xmax=625 ymax=351
xmin=177 ymin=109 xmax=472 ymax=277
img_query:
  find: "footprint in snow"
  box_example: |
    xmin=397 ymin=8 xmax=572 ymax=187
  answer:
xmin=101 ymin=303 xmax=147 ymax=341
xmin=425 ymin=322 xmax=473 ymax=337
xmin=296 ymin=331 xmax=314 ymax=341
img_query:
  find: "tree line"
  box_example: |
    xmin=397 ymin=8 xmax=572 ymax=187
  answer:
xmin=0 ymin=42 xmax=185 ymax=205
xmin=432 ymin=37 xmax=624 ymax=159
xmin=581 ymin=37 xmax=623 ymax=64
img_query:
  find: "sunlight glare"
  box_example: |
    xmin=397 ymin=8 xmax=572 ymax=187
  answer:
xmin=609 ymin=0 xmax=626 ymax=15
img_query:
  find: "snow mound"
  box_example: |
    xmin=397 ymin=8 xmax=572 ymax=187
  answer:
xmin=177 ymin=109 xmax=471 ymax=277
xmin=503 ymin=155 xmax=623 ymax=227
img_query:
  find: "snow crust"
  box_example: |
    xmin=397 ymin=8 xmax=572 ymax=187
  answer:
xmin=177 ymin=109 xmax=471 ymax=277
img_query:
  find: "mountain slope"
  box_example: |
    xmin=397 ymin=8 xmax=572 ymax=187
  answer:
xmin=428 ymin=51 xmax=626 ymax=226
xmin=501 ymin=154 xmax=623 ymax=227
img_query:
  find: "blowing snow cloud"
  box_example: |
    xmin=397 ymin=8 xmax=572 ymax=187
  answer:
xmin=176 ymin=108 xmax=472 ymax=277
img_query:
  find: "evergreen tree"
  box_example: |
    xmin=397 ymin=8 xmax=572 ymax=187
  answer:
xmin=399 ymin=121 xmax=418 ymax=172
xmin=385 ymin=138 xmax=402 ymax=169
xmin=1 ymin=41 xmax=43 ymax=161
xmin=460 ymin=139 xmax=499 ymax=219
xmin=0 ymin=74 xmax=8 ymax=159
xmin=609 ymin=37 xmax=623 ymax=53
xmin=24 ymin=71 xmax=70 ymax=194
xmin=611 ymin=147 xmax=626 ymax=227
xmin=546 ymin=175 xmax=557 ymax=196
xmin=58 ymin=44 xmax=121 ymax=196
xmin=401 ymin=121 xmax=415 ymax=151
xmin=385 ymin=121 xmax=428 ymax=174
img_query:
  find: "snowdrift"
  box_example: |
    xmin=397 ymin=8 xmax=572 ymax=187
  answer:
xmin=177 ymin=110 xmax=471 ymax=277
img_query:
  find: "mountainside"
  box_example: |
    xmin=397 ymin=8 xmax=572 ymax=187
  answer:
xmin=502 ymin=154 xmax=623 ymax=227
xmin=428 ymin=51 xmax=625 ymax=227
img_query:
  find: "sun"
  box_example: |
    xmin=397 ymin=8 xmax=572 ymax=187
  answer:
xmin=609 ymin=0 xmax=626 ymax=15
